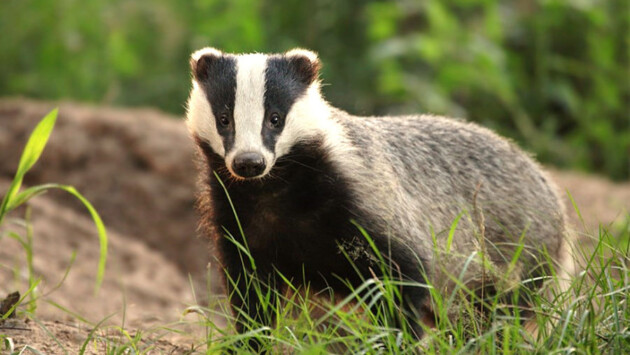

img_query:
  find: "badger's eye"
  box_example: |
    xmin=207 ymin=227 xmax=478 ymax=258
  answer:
xmin=218 ymin=113 xmax=230 ymax=127
xmin=269 ymin=113 xmax=281 ymax=128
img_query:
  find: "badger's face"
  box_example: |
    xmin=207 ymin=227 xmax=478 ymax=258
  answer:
xmin=186 ymin=48 xmax=325 ymax=179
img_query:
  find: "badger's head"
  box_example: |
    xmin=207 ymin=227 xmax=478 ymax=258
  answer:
xmin=186 ymin=48 xmax=330 ymax=180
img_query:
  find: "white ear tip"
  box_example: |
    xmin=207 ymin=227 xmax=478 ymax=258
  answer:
xmin=285 ymin=48 xmax=319 ymax=62
xmin=191 ymin=47 xmax=223 ymax=61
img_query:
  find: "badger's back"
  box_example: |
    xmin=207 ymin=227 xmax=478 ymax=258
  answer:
xmin=331 ymin=111 xmax=566 ymax=287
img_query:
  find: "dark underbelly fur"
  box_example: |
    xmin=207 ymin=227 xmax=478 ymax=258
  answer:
xmin=196 ymin=138 xmax=428 ymax=347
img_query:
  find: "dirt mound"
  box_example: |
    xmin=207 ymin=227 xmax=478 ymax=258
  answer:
xmin=0 ymin=178 xmax=195 ymax=327
xmin=0 ymin=98 xmax=210 ymax=279
xmin=551 ymin=169 xmax=630 ymax=232
xmin=0 ymin=98 xmax=213 ymax=351
xmin=1 ymin=98 xmax=628 ymax=352
xmin=1 ymin=318 xmax=188 ymax=354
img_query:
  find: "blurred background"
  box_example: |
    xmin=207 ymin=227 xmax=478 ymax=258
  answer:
xmin=1 ymin=0 xmax=628 ymax=180
xmin=1 ymin=2 xmax=629 ymax=348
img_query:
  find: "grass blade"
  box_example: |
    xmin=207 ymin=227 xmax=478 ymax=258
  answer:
xmin=0 ymin=108 xmax=58 ymax=222
xmin=8 ymin=183 xmax=108 ymax=293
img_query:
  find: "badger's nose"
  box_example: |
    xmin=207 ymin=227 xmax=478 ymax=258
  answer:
xmin=232 ymin=152 xmax=266 ymax=178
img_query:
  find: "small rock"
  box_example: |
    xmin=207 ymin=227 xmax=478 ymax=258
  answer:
xmin=0 ymin=291 xmax=20 ymax=319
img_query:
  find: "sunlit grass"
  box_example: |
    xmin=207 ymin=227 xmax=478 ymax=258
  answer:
xmin=180 ymin=220 xmax=627 ymax=354
xmin=3 ymin=205 xmax=628 ymax=354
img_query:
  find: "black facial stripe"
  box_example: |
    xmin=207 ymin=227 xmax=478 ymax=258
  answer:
xmin=263 ymin=56 xmax=311 ymax=152
xmin=198 ymin=56 xmax=237 ymax=154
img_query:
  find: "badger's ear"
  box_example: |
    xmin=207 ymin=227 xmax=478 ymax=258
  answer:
xmin=190 ymin=47 xmax=223 ymax=81
xmin=285 ymin=48 xmax=321 ymax=85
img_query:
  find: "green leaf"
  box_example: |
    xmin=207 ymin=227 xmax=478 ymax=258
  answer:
xmin=6 ymin=184 xmax=53 ymax=211
xmin=8 ymin=184 xmax=108 ymax=294
xmin=16 ymin=108 xmax=58 ymax=177
xmin=0 ymin=108 xmax=58 ymax=220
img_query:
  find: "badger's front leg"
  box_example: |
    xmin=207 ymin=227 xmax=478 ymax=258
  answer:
xmin=363 ymin=272 xmax=429 ymax=341
xmin=400 ymin=283 xmax=430 ymax=339
xmin=219 ymin=239 xmax=278 ymax=351
xmin=364 ymin=239 xmax=430 ymax=341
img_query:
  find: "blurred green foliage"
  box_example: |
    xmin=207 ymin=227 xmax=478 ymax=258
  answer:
xmin=1 ymin=0 xmax=628 ymax=179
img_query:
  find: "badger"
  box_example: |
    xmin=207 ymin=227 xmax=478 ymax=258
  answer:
xmin=186 ymin=47 xmax=570 ymax=344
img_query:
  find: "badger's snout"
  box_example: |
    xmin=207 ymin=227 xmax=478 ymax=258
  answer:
xmin=232 ymin=151 xmax=266 ymax=178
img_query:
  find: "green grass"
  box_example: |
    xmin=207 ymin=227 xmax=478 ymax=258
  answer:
xmin=4 ymin=232 xmax=629 ymax=354
xmin=172 ymin=221 xmax=625 ymax=354
xmin=4 ymin=205 xmax=630 ymax=354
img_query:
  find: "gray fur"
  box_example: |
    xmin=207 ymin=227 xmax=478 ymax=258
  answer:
xmin=327 ymin=108 xmax=567 ymax=293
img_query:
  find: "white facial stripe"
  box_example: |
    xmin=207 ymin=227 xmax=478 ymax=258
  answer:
xmin=222 ymin=53 xmax=277 ymax=178
xmin=232 ymin=54 xmax=268 ymax=154
xmin=275 ymin=84 xmax=334 ymax=157
xmin=186 ymin=81 xmax=225 ymax=156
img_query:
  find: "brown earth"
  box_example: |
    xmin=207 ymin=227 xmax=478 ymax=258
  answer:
xmin=1 ymin=318 xmax=189 ymax=354
xmin=0 ymin=98 xmax=628 ymax=353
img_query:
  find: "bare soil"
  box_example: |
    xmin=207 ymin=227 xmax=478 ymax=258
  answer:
xmin=0 ymin=98 xmax=628 ymax=353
